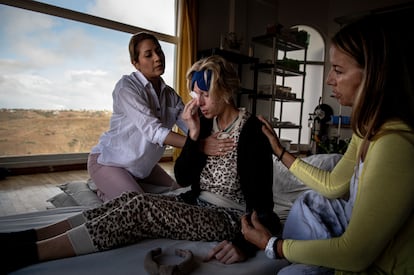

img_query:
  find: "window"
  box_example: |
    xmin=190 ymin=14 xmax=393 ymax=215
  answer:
xmin=0 ymin=1 xmax=179 ymax=158
xmin=36 ymin=0 xmax=177 ymax=36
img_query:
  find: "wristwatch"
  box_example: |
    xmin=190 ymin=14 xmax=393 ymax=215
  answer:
xmin=265 ymin=236 xmax=278 ymax=259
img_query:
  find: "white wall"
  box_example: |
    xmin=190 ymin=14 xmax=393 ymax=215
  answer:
xmin=198 ymin=0 xmax=278 ymax=54
xmin=197 ymin=0 xmax=413 ymax=142
xmin=276 ymin=0 xmax=413 ymax=116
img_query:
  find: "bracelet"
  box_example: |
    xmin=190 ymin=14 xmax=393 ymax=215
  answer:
xmin=265 ymin=237 xmax=278 ymax=259
xmin=277 ymin=147 xmax=286 ymax=162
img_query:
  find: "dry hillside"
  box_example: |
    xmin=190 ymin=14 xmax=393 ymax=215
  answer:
xmin=0 ymin=109 xmax=111 ymax=156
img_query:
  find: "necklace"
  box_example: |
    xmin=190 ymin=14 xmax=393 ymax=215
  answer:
xmin=216 ymin=112 xmax=240 ymax=133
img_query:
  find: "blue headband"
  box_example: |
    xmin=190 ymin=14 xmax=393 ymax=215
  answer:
xmin=191 ymin=70 xmax=212 ymax=91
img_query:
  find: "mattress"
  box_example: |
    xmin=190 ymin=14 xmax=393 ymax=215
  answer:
xmin=1 ymin=207 xmax=289 ymax=274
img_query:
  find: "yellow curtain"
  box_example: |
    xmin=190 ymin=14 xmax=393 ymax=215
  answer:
xmin=173 ymin=0 xmax=198 ymax=161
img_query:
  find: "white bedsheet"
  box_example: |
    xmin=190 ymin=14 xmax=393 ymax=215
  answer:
xmin=2 ymin=154 xmax=343 ymax=274
xmin=0 ymin=207 xmax=289 ymax=275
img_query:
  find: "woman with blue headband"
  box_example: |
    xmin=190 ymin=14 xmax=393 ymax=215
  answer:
xmin=87 ymin=32 xmax=234 ymax=202
xmin=2 ymin=55 xmax=281 ymax=272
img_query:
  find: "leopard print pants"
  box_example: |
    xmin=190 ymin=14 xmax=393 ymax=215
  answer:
xmin=82 ymin=192 xmax=243 ymax=251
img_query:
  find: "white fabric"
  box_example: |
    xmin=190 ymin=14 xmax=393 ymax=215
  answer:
xmin=0 ymin=154 xmax=345 ymax=274
xmin=283 ymin=160 xmax=362 ymax=240
xmin=91 ymin=70 xmax=187 ymax=178
xmin=279 ymin=161 xmax=362 ymax=274
xmin=1 ymin=208 xmax=289 ymax=275
xmin=265 ymin=236 xmax=278 ymax=259
xmin=67 ymin=224 xmax=97 ymax=255
xmin=272 ymin=154 xmax=343 ymax=222
xmin=199 ymin=191 xmax=245 ymax=211
xmin=67 ymin=213 xmax=86 ymax=228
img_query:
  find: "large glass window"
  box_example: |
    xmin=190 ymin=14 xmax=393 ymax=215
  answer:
xmin=0 ymin=1 xmax=178 ymax=157
xmin=36 ymin=0 xmax=177 ymax=35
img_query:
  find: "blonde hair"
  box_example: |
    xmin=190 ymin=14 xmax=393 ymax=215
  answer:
xmin=186 ymin=55 xmax=240 ymax=104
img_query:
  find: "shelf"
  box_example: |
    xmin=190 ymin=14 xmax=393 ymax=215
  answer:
xmin=249 ymin=30 xmax=308 ymax=150
xmin=250 ymin=94 xmax=303 ymax=103
xmin=287 ymin=150 xmax=300 ymax=156
xmin=252 ymin=34 xmax=307 ymax=51
xmin=239 ymin=87 xmax=256 ymax=95
xmin=198 ymin=48 xmax=258 ymax=64
xmin=255 ymin=63 xmax=305 ymax=77
xmin=271 ymin=122 xmax=302 ymax=129
xmin=330 ymin=123 xmax=351 ymax=128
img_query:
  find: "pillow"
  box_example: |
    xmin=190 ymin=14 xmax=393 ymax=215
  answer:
xmin=48 ymin=179 xmax=190 ymax=209
xmin=273 ymin=153 xmax=343 ymax=222
xmin=47 ymin=191 xmax=79 ymax=208
xmin=48 ymin=180 xmax=103 ymax=208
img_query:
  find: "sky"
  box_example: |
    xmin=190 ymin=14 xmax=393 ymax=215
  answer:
xmin=0 ymin=0 xmax=176 ymax=111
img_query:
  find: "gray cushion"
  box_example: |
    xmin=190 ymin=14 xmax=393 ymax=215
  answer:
xmin=48 ymin=180 xmax=102 ymax=208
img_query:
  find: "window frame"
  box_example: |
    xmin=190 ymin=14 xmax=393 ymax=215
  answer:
xmin=0 ymin=0 xmax=180 ymax=173
xmin=1 ymin=0 xmax=179 ymax=44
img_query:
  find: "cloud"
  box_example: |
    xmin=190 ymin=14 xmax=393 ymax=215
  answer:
xmin=88 ymin=0 xmax=175 ymax=35
xmin=0 ymin=5 xmax=125 ymax=110
xmin=66 ymin=69 xmax=108 ymax=79
xmin=0 ymin=6 xmax=55 ymax=35
xmin=0 ymin=70 xmax=115 ymax=110
xmin=0 ymin=59 xmax=36 ymax=74
xmin=0 ymin=6 xmax=98 ymax=68
xmin=0 ymin=2 xmax=176 ymax=111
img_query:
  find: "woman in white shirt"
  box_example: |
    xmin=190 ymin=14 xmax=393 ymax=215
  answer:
xmin=88 ymin=32 xmax=233 ymax=201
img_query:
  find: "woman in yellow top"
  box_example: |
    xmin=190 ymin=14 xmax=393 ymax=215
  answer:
xmin=241 ymin=11 xmax=414 ymax=275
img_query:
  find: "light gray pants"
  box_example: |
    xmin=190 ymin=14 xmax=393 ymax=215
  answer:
xmin=87 ymin=153 xmax=177 ymax=201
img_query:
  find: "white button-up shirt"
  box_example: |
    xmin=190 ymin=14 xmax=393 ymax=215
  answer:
xmin=91 ymin=70 xmax=187 ymax=178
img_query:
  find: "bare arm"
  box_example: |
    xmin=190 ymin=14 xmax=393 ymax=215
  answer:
xmin=163 ymin=131 xmax=186 ymax=148
xmin=258 ymin=115 xmax=296 ymax=168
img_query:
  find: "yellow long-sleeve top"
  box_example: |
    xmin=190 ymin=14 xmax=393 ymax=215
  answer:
xmin=284 ymin=121 xmax=414 ymax=274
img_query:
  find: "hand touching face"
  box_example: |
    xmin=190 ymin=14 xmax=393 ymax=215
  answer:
xmin=182 ymin=95 xmax=201 ymax=141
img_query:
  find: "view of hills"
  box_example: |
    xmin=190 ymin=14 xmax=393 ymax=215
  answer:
xmin=0 ymin=109 xmax=111 ymax=156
